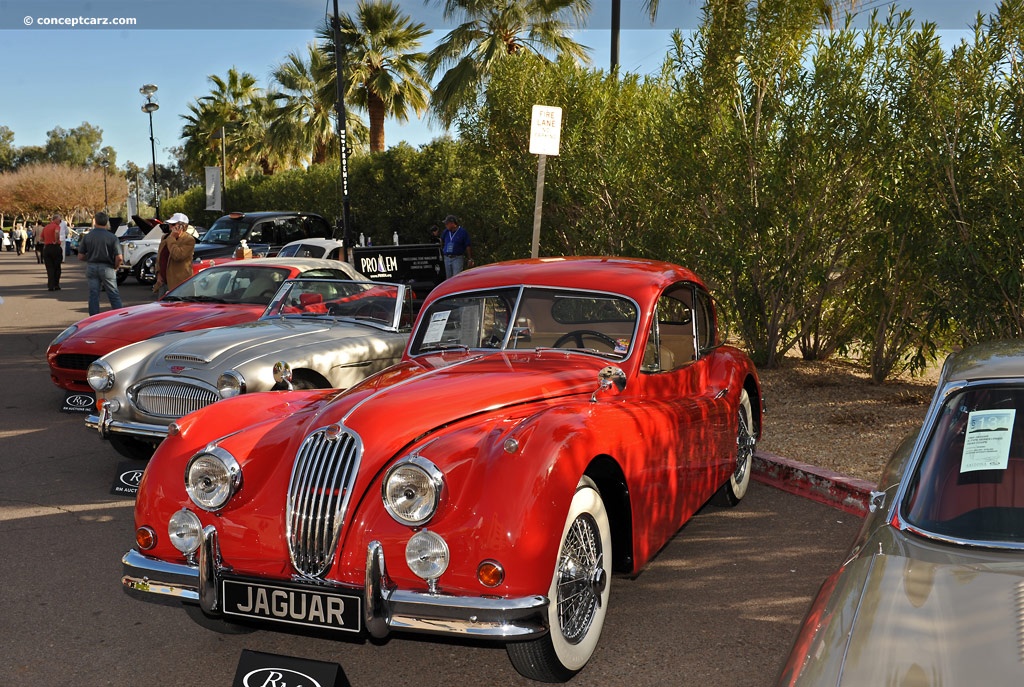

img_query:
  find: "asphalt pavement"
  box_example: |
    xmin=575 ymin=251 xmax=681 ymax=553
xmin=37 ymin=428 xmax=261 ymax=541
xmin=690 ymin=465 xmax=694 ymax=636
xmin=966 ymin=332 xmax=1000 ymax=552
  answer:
xmin=0 ymin=250 xmax=863 ymax=687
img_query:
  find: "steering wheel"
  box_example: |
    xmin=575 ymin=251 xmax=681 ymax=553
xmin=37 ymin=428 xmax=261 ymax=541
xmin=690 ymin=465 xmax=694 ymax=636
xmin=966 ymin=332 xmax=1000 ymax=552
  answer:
xmin=553 ymin=329 xmax=618 ymax=351
xmin=355 ymin=303 xmax=391 ymax=321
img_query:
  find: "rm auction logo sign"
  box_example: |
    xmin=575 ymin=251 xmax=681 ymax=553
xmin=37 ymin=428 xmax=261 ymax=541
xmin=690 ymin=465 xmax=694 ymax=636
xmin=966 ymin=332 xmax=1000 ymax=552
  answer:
xmin=62 ymin=392 xmax=95 ymax=413
xmin=233 ymin=650 xmax=349 ymax=687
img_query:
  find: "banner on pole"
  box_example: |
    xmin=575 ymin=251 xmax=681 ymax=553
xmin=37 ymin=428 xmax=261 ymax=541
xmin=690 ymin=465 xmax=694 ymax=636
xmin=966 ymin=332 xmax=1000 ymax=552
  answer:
xmin=205 ymin=167 xmax=222 ymax=211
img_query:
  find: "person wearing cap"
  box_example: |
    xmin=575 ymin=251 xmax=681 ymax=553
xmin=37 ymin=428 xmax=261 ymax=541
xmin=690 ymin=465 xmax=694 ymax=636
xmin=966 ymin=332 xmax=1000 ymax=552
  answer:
xmin=155 ymin=212 xmax=197 ymax=294
xmin=77 ymin=211 xmax=124 ymax=315
xmin=441 ymin=214 xmax=474 ymax=279
xmin=40 ymin=213 xmax=66 ymax=290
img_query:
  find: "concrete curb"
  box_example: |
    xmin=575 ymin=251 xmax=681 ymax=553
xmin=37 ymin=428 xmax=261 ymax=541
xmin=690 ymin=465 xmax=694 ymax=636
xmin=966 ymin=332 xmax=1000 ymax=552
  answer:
xmin=752 ymin=450 xmax=875 ymax=517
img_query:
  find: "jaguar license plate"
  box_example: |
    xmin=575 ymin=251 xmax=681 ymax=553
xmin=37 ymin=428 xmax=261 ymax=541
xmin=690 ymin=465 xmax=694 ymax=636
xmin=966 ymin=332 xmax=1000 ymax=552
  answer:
xmin=221 ymin=578 xmax=362 ymax=633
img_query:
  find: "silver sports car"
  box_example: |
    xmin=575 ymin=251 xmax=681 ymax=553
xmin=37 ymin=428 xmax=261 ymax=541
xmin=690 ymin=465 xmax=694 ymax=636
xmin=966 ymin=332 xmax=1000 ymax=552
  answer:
xmin=86 ymin=277 xmax=413 ymax=460
xmin=777 ymin=339 xmax=1024 ymax=686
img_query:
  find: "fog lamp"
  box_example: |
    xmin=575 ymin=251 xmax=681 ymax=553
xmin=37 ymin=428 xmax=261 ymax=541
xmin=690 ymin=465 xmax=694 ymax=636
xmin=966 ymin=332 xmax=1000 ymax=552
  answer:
xmin=406 ymin=530 xmax=449 ymax=582
xmin=168 ymin=509 xmax=203 ymax=554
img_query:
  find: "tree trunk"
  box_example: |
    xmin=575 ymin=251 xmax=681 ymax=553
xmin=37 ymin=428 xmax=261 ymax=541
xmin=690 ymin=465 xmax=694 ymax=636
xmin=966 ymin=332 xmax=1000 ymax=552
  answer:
xmin=368 ymin=94 xmax=386 ymax=153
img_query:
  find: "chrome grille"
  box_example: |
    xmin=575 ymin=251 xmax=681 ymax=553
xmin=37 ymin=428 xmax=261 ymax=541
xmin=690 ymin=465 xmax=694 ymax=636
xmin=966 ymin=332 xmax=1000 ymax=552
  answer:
xmin=131 ymin=380 xmax=219 ymax=417
xmin=287 ymin=427 xmax=361 ymax=578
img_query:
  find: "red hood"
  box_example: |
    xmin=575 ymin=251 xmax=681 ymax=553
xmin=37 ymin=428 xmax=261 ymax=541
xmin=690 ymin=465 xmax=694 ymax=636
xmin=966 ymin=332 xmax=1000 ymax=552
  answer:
xmin=312 ymin=351 xmax=610 ymax=458
xmin=55 ymin=301 xmax=264 ymax=353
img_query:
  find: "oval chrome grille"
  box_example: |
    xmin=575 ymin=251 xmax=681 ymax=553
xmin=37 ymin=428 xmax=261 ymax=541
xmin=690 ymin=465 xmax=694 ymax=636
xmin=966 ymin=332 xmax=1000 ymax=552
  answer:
xmin=287 ymin=426 xmax=361 ymax=578
xmin=131 ymin=380 xmax=219 ymax=417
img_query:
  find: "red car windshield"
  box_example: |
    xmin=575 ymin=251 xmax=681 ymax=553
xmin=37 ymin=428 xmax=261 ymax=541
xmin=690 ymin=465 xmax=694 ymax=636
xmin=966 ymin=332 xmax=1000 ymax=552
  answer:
xmin=409 ymin=287 xmax=638 ymax=358
xmin=164 ymin=265 xmax=293 ymax=305
xmin=901 ymin=384 xmax=1024 ymax=546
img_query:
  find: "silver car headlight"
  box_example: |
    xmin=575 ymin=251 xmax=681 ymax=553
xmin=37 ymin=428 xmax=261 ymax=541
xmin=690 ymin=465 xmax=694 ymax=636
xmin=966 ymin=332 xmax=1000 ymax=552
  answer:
xmin=51 ymin=324 xmax=78 ymax=346
xmin=406 ymin=530 xmax=450 ymax=582
xmin=87 ymin=360 xmax=115 ymax=392
xmin=168 ymin=508 xmax=203 ymax=554
xmin=185 ymin=447 xmax=241 ymax=511
xmin=217 ymin=370 xmax=246 ymax=399
xmin=382 ymin=456 xmax=444 ymax=526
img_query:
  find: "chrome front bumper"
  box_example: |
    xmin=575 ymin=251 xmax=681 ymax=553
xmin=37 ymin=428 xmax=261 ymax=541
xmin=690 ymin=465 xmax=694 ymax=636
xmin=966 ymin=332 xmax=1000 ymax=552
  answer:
xmin=122 ymin=526 xmax=549 ymax=640
xmin=86 ymin=407 xmax=169 ymax=440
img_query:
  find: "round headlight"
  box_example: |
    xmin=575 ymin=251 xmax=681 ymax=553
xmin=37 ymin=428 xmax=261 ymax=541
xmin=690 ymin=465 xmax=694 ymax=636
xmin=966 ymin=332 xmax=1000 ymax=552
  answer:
xmin=382 ymin=456 xmax=444 ymax=525
xmin=406 ymin=529 xmax=449 ymax=581
xmin=168 ymin=509 xmax=203 ymax=554
xmin=50 ymin=324 xmax=78 ymax=346
xmin=185 ymin=447 xmax=241 ymax=511
xmin=87 ymin=360 xmax=115 ymax=391
xmin=217 ymin=370 xmax=246 ymax=399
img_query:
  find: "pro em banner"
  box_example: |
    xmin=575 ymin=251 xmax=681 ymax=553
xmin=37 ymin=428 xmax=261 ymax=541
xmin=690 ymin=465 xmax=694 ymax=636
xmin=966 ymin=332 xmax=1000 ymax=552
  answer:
xmin=352 ymin=244 xmax=444 ymax=293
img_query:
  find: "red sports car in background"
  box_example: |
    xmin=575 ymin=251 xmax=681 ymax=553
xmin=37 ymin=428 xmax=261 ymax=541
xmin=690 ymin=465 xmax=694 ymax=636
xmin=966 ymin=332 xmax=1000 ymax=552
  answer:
xmin=47 ymin=258 xmax=361 ymax=392
xmin=122 ymin=257 xmax=762 ymax=682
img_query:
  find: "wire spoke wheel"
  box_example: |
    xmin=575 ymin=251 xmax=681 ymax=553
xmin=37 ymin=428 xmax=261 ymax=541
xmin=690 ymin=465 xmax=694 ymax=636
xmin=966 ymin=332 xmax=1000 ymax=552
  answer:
xmin=507 ymin=479 xmax=611 ymax=682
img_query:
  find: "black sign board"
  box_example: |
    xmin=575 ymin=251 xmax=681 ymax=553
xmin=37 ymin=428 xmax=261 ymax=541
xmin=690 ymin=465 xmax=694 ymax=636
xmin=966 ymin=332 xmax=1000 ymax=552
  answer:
xmin=111 ymin=461 xmax=144 ymax=497
xmin=62 ymin=391 xmax=95 ymax=413
xmin=352 ymin=243 xmax=443 ymax=293
xmin=233 ymin=650 xmax=350 ymax=687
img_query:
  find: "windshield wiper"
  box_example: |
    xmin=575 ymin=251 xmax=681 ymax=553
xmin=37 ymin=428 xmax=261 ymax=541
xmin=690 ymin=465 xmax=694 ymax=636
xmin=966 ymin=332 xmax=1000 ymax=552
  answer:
xmin=417 ymin=342 xmax=470 ymax=354
xmin=179 ymin=295 xmax=229 ymax=303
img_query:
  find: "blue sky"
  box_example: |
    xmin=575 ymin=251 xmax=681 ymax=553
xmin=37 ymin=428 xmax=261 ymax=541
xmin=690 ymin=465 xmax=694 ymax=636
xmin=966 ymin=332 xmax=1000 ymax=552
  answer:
xmin=0 ymin=0 xmax=999 ymax=171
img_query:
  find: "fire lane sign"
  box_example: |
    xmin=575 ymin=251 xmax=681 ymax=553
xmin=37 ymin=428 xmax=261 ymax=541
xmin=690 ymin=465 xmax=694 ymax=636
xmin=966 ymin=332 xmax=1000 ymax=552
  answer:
xmin=529 ymin=105 xmax=562 ymax=156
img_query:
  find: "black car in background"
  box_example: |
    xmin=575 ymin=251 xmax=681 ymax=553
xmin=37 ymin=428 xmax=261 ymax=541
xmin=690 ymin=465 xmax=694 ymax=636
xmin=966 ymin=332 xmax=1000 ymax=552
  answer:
xmin=192 ymin=211 xmax=334 ymax=260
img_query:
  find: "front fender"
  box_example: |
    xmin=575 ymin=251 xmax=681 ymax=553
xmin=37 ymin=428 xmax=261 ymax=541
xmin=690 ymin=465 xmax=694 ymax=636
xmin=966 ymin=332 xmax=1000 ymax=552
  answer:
xmin=336 ymin=401 xmax=599 ymax=597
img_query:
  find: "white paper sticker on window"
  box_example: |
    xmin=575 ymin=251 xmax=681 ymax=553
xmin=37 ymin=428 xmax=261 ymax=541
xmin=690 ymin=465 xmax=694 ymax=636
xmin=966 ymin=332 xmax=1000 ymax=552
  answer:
xmin=960 ymin=409 xmax=1015 ymax=473
xmin=423 ymin=310 xmax=452 ymax=344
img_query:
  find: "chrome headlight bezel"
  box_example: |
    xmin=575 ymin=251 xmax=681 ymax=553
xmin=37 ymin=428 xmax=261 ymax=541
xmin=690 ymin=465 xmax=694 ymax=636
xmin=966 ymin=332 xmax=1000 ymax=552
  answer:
xmin=185 ymin=446 xmax=241 ymax=511
xmin=217 ymin=370 xmax=246 ymax=399
xmin=382 ymin=455 xmax=444 ymax=526
xmin=87 ymin=360 xmax=115 ymax=392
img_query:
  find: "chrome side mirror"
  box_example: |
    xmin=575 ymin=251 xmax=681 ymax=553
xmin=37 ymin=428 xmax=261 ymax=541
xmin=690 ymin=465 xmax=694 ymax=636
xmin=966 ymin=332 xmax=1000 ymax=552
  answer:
xmin=272 ymin=361 xmax=294 ymax=391
xmin=591 ymin=366 xmax=626 ymax=403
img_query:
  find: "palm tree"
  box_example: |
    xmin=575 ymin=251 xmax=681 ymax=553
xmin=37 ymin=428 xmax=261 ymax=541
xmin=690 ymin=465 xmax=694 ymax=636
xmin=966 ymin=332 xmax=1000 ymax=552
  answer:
xmin=317 ymin=0 xmax=431 ymax=153
xmin=269 ymin=43 xmax=344 ymax=166
xmin=424 ymin=0 xmax=592 ymax=127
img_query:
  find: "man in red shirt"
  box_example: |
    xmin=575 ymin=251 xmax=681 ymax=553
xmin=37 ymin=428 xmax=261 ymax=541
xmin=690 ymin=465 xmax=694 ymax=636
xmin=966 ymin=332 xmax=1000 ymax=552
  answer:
xmin=40 ymin=213 xmax=64 ymax=291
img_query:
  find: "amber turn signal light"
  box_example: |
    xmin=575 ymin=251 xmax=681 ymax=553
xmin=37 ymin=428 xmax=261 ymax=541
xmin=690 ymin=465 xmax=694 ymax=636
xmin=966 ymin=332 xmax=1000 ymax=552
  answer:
xmin=136 ymin=526 xmax=157 ymax=550
xmin=477 ymin=560 xmax=504 ymax=588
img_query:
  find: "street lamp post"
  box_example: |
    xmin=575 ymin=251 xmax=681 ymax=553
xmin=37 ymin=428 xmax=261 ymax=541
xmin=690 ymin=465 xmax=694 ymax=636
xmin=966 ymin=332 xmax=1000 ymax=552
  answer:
xmin=140 ymin=84 xmax=160 ymax=218
xmin=101 ymin=160 xmax=109 ymax=212
xmin=211 ymin=126 xmax=227 ymax=211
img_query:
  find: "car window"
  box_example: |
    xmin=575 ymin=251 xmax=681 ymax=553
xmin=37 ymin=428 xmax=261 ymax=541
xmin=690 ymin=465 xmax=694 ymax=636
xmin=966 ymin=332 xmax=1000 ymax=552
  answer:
xmin=305 ymin=216 xmax=333 ymax=239
xmin=166 ymin=265 xmax=292 ymax=304
xmin=277 ymin=217 xmax=306 ymax=245
xmin=278 ymin=243 xmax=325 ymax=259
xmin=643 ymin=284 xmax=696 ymax=373
xmin=901 ymin=384 xmax=1024 ymax=545
xmin=410 ymin=287 xmax=638 ymax=358
xmin=693 ymin=289 xmax=716 ymax=354
xmin=203 ymin=217 xmax=253 ymax=245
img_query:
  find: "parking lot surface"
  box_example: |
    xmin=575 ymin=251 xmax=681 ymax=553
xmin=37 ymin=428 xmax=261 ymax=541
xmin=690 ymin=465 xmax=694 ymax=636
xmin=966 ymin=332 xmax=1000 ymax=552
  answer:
xmin=0 ymin=252 xmax=859 ymax=686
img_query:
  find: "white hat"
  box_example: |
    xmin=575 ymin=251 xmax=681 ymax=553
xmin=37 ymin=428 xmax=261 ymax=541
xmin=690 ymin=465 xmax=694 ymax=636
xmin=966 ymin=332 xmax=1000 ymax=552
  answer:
xmin=165 ymin=212 xmax=189 ymax=225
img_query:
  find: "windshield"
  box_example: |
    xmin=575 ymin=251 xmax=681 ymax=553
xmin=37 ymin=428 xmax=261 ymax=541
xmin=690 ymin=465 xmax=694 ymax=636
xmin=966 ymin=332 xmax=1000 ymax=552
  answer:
xmin=409 ymin=286 xmax=638 ymax=358
xmin=201 ymin=217 xmax=254 ymax=245
xmin=901 ymin=383 xmax=1024 ymax=546
xmin=164 ymin=265 xmax=293 ymax=305
xmin=263 ymin=278 xmax=408 ymax=330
